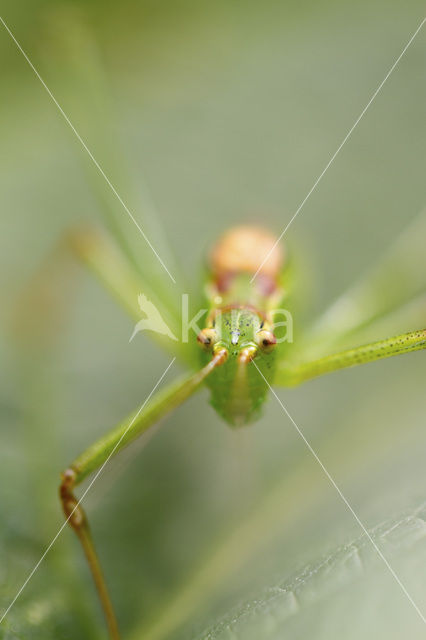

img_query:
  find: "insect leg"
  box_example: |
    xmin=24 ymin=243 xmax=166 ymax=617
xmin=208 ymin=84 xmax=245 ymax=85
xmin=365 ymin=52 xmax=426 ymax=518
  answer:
xmin=59 ymin=355 xmax=226 ymax=639
xmin=59 ymin=472 xmax=120 ymax=639
xmin=19 ymin=226 xmax=192 ymax=364
xmin=275 ymin=328 xmax=426 ymax=386
xmin=301 ymin=207 xmax=426 ymax=354
xmin=66 ymin=226 xmax=193 ymax=363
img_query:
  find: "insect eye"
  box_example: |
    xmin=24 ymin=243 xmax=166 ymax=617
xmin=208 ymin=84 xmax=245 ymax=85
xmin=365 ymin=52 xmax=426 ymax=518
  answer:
xmin=197 ymin=328 xmax=217 ymax=351
xmin=255 ymin=330 xmax=276 ymax=353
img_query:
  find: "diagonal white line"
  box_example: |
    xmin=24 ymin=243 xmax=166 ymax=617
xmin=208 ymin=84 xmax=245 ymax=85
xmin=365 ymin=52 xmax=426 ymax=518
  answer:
xmin=252 ymin=359 xmax=426 ymax=626
xmin=0 ymin=15 xmax=176 ymax=284
xmin=251 ymin=16 xmax=426 ymax=283
xmin=0 ymin=357 xmax=176 ymax=625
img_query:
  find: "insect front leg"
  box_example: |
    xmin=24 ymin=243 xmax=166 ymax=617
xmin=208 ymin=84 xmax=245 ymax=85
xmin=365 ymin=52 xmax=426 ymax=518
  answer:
xmin=59 ymin=468 xmax=120 ymax=639
xmin=66 ymin=226 xmax=191 ymax=364
xmin=58 ymin=356 xmax=226 ymax=639
xmin=274 ymin=328 xmax=426 ymax=386
xmin=19 ymin=224 xmax=192 ymax=365
xmin=300 ymin=208 xmax=426 ymax=356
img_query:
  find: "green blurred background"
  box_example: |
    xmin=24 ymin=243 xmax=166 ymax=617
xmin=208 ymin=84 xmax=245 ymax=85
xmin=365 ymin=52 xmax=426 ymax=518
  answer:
xmin=1 ymin=1 xmax=426 ymax=638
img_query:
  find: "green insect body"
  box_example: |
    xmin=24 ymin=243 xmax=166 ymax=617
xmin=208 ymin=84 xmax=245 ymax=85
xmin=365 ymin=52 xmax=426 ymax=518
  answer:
xmin=198 ymin=227 xmax=287 ymax=426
